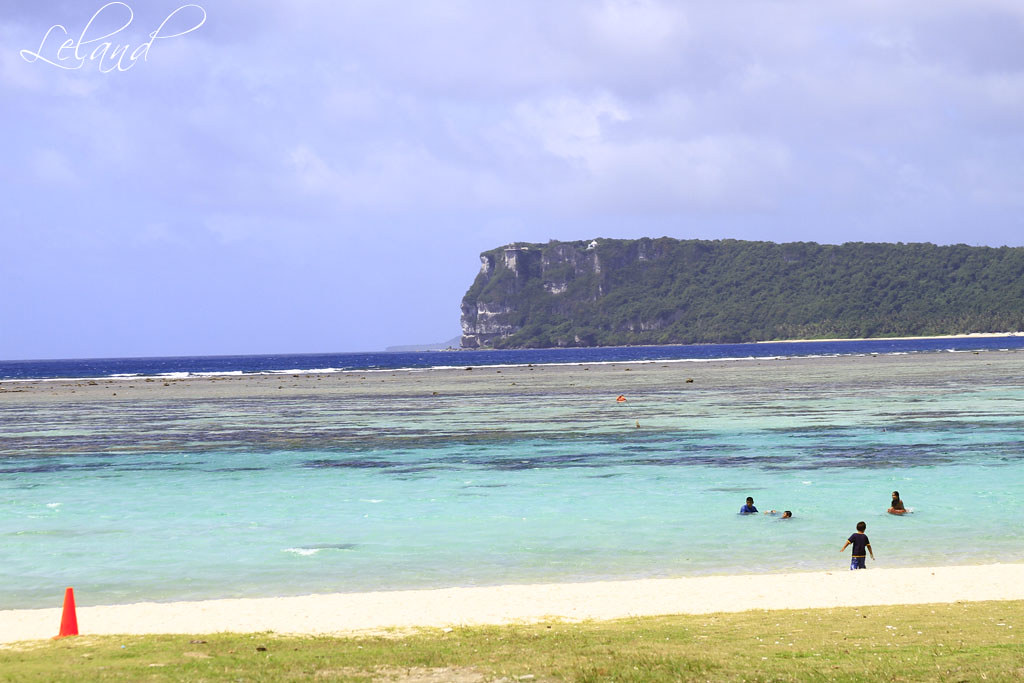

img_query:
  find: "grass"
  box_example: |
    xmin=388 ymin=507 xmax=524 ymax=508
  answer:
xmin=2 ymin=600 xmax=1022 ymax=681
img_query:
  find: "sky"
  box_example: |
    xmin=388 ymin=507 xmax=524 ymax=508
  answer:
xmin=2 ymin=0 xmax=1024 ymax=360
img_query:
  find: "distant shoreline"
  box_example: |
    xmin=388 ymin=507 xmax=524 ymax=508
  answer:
xmin=755 ymin=331 xmax=1024 ymax=344
xmin=460 ymin=331 xmax=1024 ymax=351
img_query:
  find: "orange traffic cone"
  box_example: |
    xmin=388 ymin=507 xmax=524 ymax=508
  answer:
xmin=54 ymin=587 xmax=79 ymax=638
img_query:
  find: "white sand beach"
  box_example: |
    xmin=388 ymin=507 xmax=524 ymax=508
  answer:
xmin=3 ymin=564 xmax=1023 ymax=644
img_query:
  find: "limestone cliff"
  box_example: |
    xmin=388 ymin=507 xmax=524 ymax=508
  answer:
xmin=460 ymin=237 xmax=1024 ymax=349
xmin=461 ymin=241 xmax=593 ymax=348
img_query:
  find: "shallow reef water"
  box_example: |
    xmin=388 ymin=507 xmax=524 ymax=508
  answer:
xmin=2 ymin=345 xmax=1024 ymax=608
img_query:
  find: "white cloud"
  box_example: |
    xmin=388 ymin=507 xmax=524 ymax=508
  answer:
xmin=587 ymin=0 xmax=687 ymax=54
xmin=285 ymin=141 xmax=508 ymax=210
xmin=0 ymin=23 xmax=105 ymax=97
xmin=323 ymin=87 xmax=382 ymax=121
xmin=590 ymin=135 xmax=792 ymax=209
xmin=7 ymin=0 xmax=1024 ymax=241
xmin=979 ymin=72 xmax=1024 ymax=111
xmin=204 ymin=213 xmax=261 ymax=244
xmin=288 ymin=145 xmax=338 ymax=195
xmin=132 ymin=222 xmax=183 ymax=246
xmin=963 ymin=158 xmax=1024 ymax=208
xmin=0 ymin=27 xmax=44 ymax=91
xmin=29 ymin=148 xmax=77 ymax=185
xmin=514 ymin=93 xmax=630 ymax=162
xmin=510 ymin=92 xmax=790 ymax=210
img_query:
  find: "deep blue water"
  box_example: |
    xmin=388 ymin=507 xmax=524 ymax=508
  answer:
xmin=3 ymin=336 xmax=1024 ymax=380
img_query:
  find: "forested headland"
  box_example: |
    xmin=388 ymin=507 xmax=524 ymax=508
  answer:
xmin=460 ymin=238 xmax=1024 ymax=348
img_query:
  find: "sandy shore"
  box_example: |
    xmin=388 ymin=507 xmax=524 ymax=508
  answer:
xmin=756 ymin=331 xmax=1024 ymax=343
xmin=3 ymin=564 xmax=1023 ymax=644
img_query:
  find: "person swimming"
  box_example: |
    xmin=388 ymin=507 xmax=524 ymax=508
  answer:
xmin=888 ymin=490 xmax=907 ymax=515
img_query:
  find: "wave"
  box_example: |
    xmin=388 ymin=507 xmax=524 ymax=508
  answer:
xmin=2 ymin=336 xmax=1022 ymax=382
xmin=282 ymin=543 xmax=357 ymax=557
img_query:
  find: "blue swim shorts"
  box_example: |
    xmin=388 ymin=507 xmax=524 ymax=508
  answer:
xmin=850 ymin=556 xmax=867 ymax=570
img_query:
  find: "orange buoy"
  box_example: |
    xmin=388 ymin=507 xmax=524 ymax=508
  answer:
xmin=616 ymin=395 xmax=627 ymax=402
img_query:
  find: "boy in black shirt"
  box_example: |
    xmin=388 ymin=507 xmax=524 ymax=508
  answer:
xmin=840 ymin=521 xmax=874 ymax=570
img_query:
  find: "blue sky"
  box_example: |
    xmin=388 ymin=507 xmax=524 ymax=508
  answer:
xmin=2 ymin=1 xmax=1024 ymax=359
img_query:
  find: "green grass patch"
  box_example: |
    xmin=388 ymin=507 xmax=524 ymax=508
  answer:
xmin=2 ymin=600 xmax=1023 ymax=681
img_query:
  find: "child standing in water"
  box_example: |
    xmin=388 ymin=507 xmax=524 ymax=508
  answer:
xmin=840 ymin=521 xmax=874 ymax=569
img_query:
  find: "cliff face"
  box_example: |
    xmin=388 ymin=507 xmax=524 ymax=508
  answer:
xmin=460 ymin=237 xmax=1024 ymax=349
xmin=460 ymin=240 xmax=601 ymax=348
xmin=460 ymin=237 xmax=705 ymax=348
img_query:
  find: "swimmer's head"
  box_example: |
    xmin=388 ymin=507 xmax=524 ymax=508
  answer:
xmin=856 ymin=521 xmax=866 ymax=532
xmin=746 ymin=497 xmax=754 ymax=505
xmin=782 ymin=511 xmax=792 ymax=519
xmin=892 ymin=491 xmax=900 ymax=499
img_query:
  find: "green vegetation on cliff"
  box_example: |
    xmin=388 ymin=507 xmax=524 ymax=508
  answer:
xmin=460 ymin=238 xmax=1024 ymax=348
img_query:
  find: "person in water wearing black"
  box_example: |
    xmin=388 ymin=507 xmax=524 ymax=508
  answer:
xmin=840 ymin=521 xmax=874 ymax=569
xmin=888 ymin=490 xmax=907 ymax=515
xmin=739 ymin=497 xmax=758 ymax=514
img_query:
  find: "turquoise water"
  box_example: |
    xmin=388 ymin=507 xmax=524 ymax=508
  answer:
xmin=3 ymin=362 xmax=1024 ymax=608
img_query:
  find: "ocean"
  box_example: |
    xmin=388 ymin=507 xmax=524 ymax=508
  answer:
xmin=2 ymin=337 xmax=1023 ymax=609
xmin=5 ymin=335 xmax=1024 ymax=380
